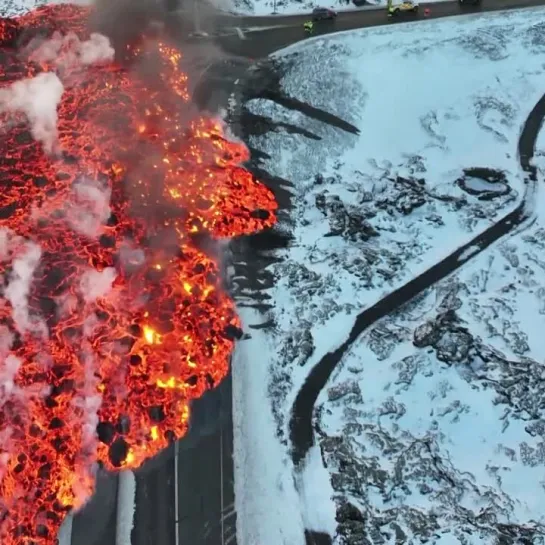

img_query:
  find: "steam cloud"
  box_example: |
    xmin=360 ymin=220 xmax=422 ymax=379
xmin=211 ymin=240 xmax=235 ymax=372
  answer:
xmin=0 ymin=30 xmax=115 ymax=155
xmin=79 ymin=267 xmax=117 ymax=303
xmin=0 ymin=72 xmax=64 ymax=155
xmin=74 ymin=264 xmax=119 ymax=507
xmin=29 ymin=31 xmax=115 ymax=68
xmin=0 ymin=228 xmax=44 ymax=337
xmin=66 ymin=178 xmax=112 ymax=238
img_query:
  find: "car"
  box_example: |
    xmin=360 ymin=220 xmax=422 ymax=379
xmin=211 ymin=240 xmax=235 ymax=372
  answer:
xmin=311 ymin=7 xmax=337 ymax=21
xmin=387 ymin=0 xmax=419 ymax=16
xmin=188 ymin=30 xmax=210 ymax=38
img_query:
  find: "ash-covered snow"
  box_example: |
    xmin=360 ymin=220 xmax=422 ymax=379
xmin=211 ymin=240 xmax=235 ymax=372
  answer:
xmin=232 ymin=6 xmax=545 ymax=545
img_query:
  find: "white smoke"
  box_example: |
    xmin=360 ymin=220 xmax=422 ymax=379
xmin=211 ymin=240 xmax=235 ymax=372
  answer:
xmin=0 ymin=355 xmax=21 ymax=398
xmin=79 ymin=267 xmax=117 ymax=303
xmin=29 ymin=31 xmax=115 ymax=69
xmin=66 ymin=178 xmax=112 ymax=238
xmin=0 ymin=325 xmax=13 ymax=359
xmin=0 ymin=31 xmax=115 ymax=155
xmin=79 ymin=33 xmax=115 ymax=66
xmin=0 ymin=228 xmax=44 ymax=337
xmin=0 ymin=72 xmax=64 ymax=155
xmin=71 ymin=262 xmax=119 ymax=506
xmin=71 ymin=344 xmax=102 ymax=509
xmin=55 ymin=292 xmax=78 ymax=320
xmin=118 ymin=241 xmax=146 ymax=272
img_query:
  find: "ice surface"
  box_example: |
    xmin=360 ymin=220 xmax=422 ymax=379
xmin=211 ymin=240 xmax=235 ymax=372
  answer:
xmin=464 ymin=176 xmax=507 ymax=193
xmin=232 ymin=6 xmax=545 ymax=545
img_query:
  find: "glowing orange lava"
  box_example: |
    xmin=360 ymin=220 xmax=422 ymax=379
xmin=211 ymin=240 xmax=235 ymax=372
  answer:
xmin=0 ymin=3 xmax=277 ymax=544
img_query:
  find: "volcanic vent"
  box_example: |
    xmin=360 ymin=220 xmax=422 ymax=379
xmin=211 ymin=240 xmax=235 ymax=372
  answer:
xmin=0 ymin=3 xmax=277 ymax=544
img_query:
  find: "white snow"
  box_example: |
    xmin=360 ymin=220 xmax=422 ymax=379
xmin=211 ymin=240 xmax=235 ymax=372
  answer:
xmin=296 ymin=445 xmax=337 ymax=534
xmin=464 ymin=176 xmax=507 ymax=193
xmin=232 ymin=0 xmax=449 ymax=17
xmin=233 ymin=5 xmax=545 ymax=544
xmin=0 ymin=0 xmax=91 ymax=17
xmin=57 ymin=513 xmax=74 ymax=545
xmin=457 ymin=243 xmax=480 ymax=261
xmin=115 ymin=471 xmax=136 ymax=545
xmin=232 ymin=307 xmax=306 ymax=545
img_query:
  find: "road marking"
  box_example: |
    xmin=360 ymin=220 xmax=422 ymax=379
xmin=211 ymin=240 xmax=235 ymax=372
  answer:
xmin=235 ymin=27 xmax=246 ymax=39
xmin=57 ymin=512 xmax=73 ymax=545
xmin=174 ymin=440 xmax=180 ymax=545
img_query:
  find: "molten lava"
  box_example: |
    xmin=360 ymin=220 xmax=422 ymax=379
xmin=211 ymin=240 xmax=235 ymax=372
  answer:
xmin=0 ymin=3 xmax=277 ymax=544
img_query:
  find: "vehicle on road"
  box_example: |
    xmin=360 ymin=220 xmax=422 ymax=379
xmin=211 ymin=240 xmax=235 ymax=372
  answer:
xmin=387 ymin=0 xmax=419 ymax=16
xmin=312 ymin=7 xmax=337 ymax=20
xmin=188 ymin=30 xmax=210 ymax=38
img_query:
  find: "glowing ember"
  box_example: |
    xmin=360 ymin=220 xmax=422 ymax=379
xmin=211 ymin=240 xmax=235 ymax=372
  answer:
xmin=0 ymin=3 xmax=277 ymax=544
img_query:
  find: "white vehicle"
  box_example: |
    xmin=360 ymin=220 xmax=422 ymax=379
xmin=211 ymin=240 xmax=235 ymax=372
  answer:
xmin=188 ymin=30 xmax=210 ymax=38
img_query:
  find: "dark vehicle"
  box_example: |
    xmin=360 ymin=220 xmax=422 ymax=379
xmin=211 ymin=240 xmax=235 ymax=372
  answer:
xmin=312 ymin=7 xmax=337 ymax=20
xmin=459 ymin=0 xmax=481 ymax=4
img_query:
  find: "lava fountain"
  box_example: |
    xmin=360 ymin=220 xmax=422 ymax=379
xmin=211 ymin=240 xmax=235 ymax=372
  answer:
xmin=0 ymin=3 xmax=277 ymax=544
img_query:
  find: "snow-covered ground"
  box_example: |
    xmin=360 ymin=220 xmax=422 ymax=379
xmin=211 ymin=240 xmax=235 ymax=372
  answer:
xmin=232 ymin=7 xmax=545 ymax=545
xmin=0 ymin=0 xmax=90 ymax=17
xmin=229 ymin=0 xmax=449 ymax=19
xmin=0 ymin=0 xmax=41 ymax=16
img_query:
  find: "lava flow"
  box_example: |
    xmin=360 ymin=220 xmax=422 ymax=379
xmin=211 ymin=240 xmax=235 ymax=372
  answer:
xmin=0 ymin=3 xmax=277 ymax=544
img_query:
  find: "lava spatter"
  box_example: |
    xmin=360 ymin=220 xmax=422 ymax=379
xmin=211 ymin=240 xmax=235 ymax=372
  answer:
xmin=0 ymin=3 xmax=277 ymax=544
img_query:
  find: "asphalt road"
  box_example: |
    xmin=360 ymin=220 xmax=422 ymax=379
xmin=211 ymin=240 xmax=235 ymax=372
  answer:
xmin=65 ymin=1 xmax=545 ymax=545
xmin=168 ymin=0 xmax=545 ymax=57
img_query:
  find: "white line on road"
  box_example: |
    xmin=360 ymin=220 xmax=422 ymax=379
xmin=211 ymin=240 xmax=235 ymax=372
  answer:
xmin=116 ymin=471 xmax=136 ymax=545
xmin=235 ymin=27 xmax=246 ymax=39
xmin=57 ymin=512 xmax=73 ymax=545
xmin=174 ymin=440 xmax=180 ymax=545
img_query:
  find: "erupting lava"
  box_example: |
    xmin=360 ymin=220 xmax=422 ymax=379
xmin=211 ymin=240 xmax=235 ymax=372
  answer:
xmin=0 ymin=3 xmax=277 ymax=544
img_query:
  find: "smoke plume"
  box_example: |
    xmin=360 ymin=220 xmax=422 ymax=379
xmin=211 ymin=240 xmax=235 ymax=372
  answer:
xmin=29 ymin=31 xmax=115 ymax=69
xmin=66 ymin=178 xmax=112 ymax=238
xmin=79 ymin=267 xmax=117 ymax=303
xmin=0 ymin=72 xmax=64 ymax=155
xmin=0 ymin=228 xmax=44 ymax=337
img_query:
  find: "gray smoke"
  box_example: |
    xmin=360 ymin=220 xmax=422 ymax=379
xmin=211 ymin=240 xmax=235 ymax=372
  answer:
xmin=87 ymin=0 xmax=241 ymax=100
